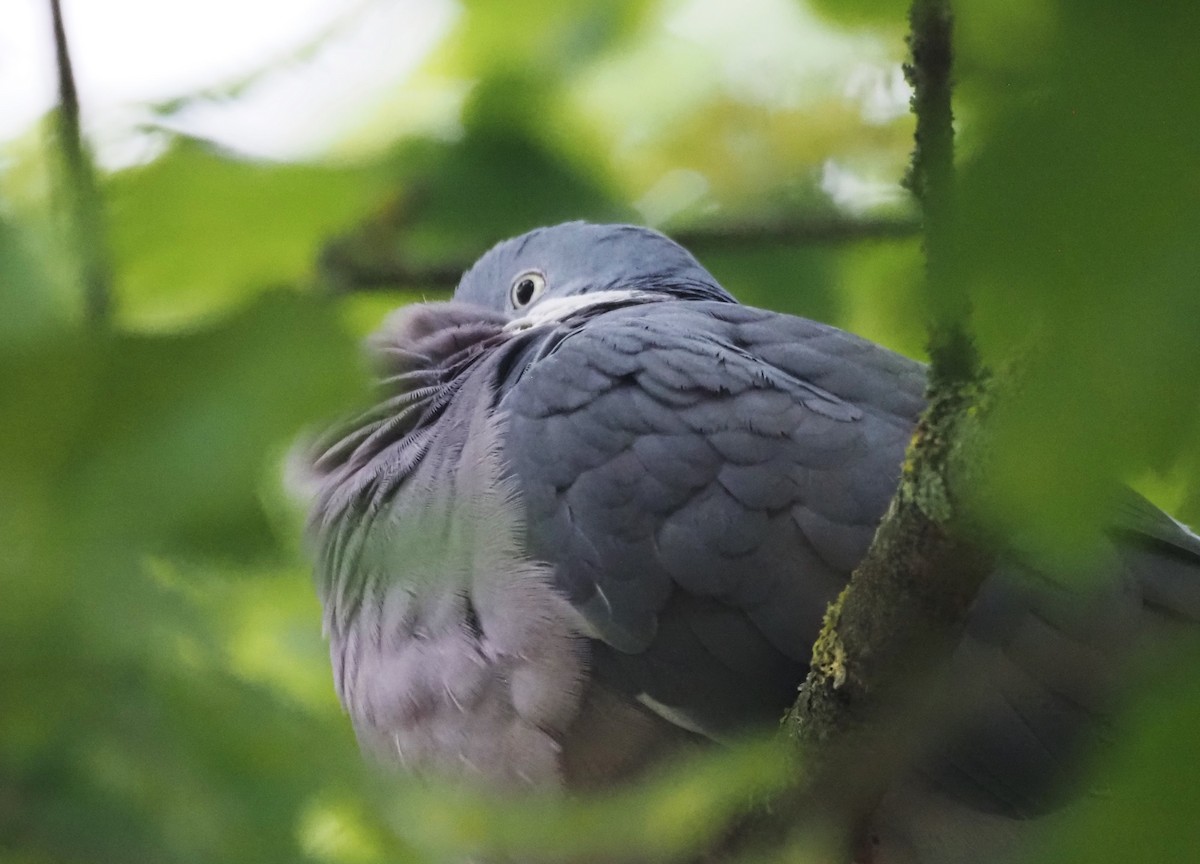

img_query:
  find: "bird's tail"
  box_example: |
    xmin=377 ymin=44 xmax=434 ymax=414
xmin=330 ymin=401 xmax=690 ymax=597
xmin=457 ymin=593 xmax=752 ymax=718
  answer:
xmin=1112 ymin=489 xmax=1200 ymax=626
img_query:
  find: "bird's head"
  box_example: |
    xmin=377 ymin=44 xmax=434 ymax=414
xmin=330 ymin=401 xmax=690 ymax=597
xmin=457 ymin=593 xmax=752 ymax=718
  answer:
xmin=453 ymin=222 xmax=735 ymax=325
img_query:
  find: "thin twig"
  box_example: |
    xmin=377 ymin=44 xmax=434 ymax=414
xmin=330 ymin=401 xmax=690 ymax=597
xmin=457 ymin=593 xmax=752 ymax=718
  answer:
xmin=320 ymin=215 xmax=922 ymax=294
xmin=50 ymin=0 xmax=112 ymax=327
xmin=905 ymin=0 xmax=974 ymax=384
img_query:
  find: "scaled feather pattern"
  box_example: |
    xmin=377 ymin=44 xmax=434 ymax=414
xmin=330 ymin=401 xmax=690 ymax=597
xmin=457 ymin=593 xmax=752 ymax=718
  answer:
xmin=302 ymin=222 xmax=1200 ymax=862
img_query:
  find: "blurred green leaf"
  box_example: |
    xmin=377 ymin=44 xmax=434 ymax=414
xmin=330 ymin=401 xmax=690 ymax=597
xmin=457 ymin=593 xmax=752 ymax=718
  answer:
xmin=0 ymin=291 xmax=363 ymax=566
xmin=1031 ymin=639 xmax=1200 ymax=864
xmin=321 ymin=117 xmax=628 ymax=290
xmin=389 ymin=123 xmax=627 ymax=257
xmin=443 ymin=0 xmax=649 ymax=77
xmin=105 ymin=138 xmax=391 ymax=328
xmin=808 ymin=0 xmax=909 ymax=27
xmin=0 ymin=216 xmax=66 ymax=345
xmin=0 ymin=289 xmax=378 ymax=863
xmin=838 ymin=237 xmax=926 ymax=358
xmin=701 ymin=242 xmax=841 ymax=323
xmin=392 ymin=735 xmax=793 ymax=862
xmin=954 ymin=0 xmax=1058 ymax=83
xmin=951 ymin=0 xmax=1200 ymax=549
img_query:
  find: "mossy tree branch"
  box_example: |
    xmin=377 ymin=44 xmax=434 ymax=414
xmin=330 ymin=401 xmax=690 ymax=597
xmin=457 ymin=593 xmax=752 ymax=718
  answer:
xmin=777 ymin=0 xmax=995 ymax=856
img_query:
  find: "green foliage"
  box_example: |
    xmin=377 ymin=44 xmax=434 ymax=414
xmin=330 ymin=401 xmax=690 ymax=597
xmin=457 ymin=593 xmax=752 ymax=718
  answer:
xmin=1031 ymin=639 xmax=1200 ymax=864
xmin=392 ymin=738 xmax=793 ymax=862
xmin=444 ymin=0 xmax=649 ymax=77
xmin=808 ymin=0 xmax=909 ymax=27
xmin=340 ymin=111 xmax=628 ymax=273
xmin=949 ymin=0 xmax=1200 ymax=551
xmin=106 ymin=138 xmax=391 ymax=328
xmin=0 ymin=282 xmax=373 ymax=862
xmin=0 ymin=217 xmax=62 ymax=346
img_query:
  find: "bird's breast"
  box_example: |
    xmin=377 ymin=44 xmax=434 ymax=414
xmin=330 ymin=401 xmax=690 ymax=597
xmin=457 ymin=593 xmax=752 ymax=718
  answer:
xmin=319 ymin=355 xmax=593 ymax=786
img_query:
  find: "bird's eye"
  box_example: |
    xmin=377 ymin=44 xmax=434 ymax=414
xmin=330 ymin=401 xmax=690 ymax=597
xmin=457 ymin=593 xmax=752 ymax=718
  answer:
xmin=510 ymin=271 xmax=547 ymax=308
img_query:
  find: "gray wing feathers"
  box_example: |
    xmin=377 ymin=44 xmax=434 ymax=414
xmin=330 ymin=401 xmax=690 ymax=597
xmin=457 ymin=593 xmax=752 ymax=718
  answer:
xmin=1111 ymin=488 xmax=1200 ymax=622
xmin=592 ymin=592 xmax=807 ymax=737
xmin=924 ymin=551 xmax=1141 ymax=817
xmin=501 ymin=297 xmax=1200 ymax=810
xmin=309 ymin=292 xmax=1200 ymax=821
xmin=926 ymin=498 xmax=1200 ymax=819
xmin=503 ymin=301 xmax=923 ymax=729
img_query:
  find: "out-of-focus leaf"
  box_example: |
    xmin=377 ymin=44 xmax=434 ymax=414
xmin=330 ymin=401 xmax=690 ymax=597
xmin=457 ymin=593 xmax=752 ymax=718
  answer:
xmin=0 ymin=288 xmax=381 ymax=863
xmin=837 ymin=237 xmax=926 ymax=358
xmin=105 ymin=138 xmax=391 ymax=328
xmin=954 ymin=0 xmax=1058 ymax=84
xmin=567 ymin=12 xmax=913 ymax=214
xmin=1 ymin=627 xmax=394 ymax=864
xmin=1030 ymin=639 xmax=1200 ymax=864
xmin=0 ymin=290 xmax=363 ymax=595
xmin=179 ymin=562 xmax=340 ymax=714
xmin=639 ymin=96 xmax=910 ymax=218
xmin=0 ymin=216 xmax=66 ymax=345
xmin=699 ymin=242 xmax=841 ymax=323
xmin=442 ymin=0 xmax=649 ymax=77
xmin=950 ymin=0 xmax=1200 ymax=550
xmin=392 ymin=735 xmax=793 ymax=862
xmin=82 ymin=292 xmax=362 ymax=562
xmin=409 ymin=77 xmax=630 ymax=248
xmin=320 ymin=114 xmax=628 ymax=291
xmin=808 ymin=0 xmax=909 ymax=28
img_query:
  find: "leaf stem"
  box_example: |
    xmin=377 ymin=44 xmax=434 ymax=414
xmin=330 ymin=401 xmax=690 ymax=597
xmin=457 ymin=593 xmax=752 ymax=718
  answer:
xmin=49 ymin=0 xmax=112 ymax=328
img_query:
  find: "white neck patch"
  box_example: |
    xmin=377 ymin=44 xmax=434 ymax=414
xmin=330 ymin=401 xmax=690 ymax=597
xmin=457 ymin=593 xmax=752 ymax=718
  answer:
xmin=503 ymin=289 xmax=655 ymax=332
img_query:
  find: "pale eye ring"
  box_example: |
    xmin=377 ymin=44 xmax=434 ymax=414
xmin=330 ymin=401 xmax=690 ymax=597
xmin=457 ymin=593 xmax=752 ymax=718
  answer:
xmin=510 ymin=271 xmax=547 ymax=308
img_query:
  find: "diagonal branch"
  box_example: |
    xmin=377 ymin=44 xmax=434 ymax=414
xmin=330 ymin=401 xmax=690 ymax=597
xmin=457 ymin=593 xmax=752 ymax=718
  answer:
xmin=779 ymin=0 xmax=994 ymax=856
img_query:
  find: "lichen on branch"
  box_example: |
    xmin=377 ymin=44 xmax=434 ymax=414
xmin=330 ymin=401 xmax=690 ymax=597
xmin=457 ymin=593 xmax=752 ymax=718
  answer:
xmin=778 ymin=0 xmax=996 ymax=854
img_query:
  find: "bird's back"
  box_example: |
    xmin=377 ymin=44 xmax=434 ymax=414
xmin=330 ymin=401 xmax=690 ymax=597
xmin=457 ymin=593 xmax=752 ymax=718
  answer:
xmin=305 ymin=289 xmax=1200 ymax=860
